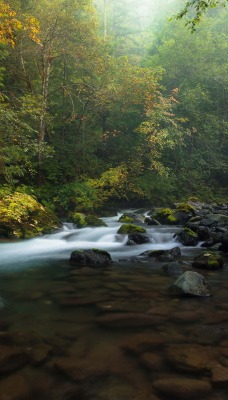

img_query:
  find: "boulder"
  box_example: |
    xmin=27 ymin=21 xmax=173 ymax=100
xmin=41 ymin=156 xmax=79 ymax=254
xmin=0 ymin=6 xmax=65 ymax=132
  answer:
xmin=117 ymin=224 xmax=146 ymax=234
xmin=0 ymin=192 xmax=60 ymax=239
xmin=192 ymin=252 xmax=224 ymax=270
xmin=127 ymin=232 xmax=152 ymax=245
xmin=71 ymin=213 xmax=107 ymax=228
xmin=118 ymin=212 xmax=144 ymax=224
xmin=70 ymin=249 xmax=112 ymax=266
xmin=152 ymin=208 xmax=177 ymax=225
xmin=175 ymin=228 xmax=199 ymax=246
xmin=171 ymin=271 xmax=211 ymax=297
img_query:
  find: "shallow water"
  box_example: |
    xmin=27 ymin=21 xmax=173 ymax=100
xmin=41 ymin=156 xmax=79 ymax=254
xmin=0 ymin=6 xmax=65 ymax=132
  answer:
xmin=0 ymin=214 xmax=228 ymax=399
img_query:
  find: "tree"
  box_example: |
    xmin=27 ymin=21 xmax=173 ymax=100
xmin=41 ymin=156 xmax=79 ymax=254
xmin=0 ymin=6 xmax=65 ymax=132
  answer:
xmin=174 ymin=0 xmax=227 ymax=31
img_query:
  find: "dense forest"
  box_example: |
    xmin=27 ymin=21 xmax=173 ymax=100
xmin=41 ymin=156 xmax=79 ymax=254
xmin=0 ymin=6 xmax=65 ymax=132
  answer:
xmin=0 ymin=0 xmax=227 ymax=218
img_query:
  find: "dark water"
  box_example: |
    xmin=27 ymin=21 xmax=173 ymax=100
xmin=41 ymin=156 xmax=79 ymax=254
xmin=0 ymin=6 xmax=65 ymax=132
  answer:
xmin=0 ymin=214 xmax=228 ymax=399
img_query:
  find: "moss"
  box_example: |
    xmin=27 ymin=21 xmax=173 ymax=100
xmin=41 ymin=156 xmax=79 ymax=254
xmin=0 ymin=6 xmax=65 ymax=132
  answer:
xmin=153 ymin=208 xmax=177 ymax=225
xmin=193 ymin=251 xmax=224 ymax=270
xmin=85 ymin=215 xmax=107 ymax=227
xmin=71 ymin=213 xmax=107 ymax=228
xmin=183 ymin=227 xmax=198 ymax=238
xmin=118 ymin=215 xmax=134 ymax=223
xmin=71 ymin=212 xmax=87 ymax=228
xmin=167 ymin=215 xmax=178 ymax=223
xmin=176 ymin=202 xmax=195 ymax=215
xmin=117 ymin=224 xmax=146 ymax=234
xmin=0 ymin=192 xmax=60 ymax=238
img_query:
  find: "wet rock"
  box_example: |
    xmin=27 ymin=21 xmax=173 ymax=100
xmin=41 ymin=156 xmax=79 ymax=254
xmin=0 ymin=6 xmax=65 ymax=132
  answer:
xmin=54 ymin=357 xmax=109 ymax=381
xmin=171 ymin=271 xmax=212 ymax=297
xmin=96 ymin=312 xmax=165 ymax=328
xmin=193 ymin=252 xmax=224 ymax=270
xmin=200 ymin=218 xmax=218 ymax=228
xmin=220 ymin=231 xmax=228 ymax=252
xmin=28 ymin=343 xmax=52 ymax=365
xmin=121 ymin=333 xmax=165 ymax=355
xmin=172 ymin=310 xmax=203 ymax=323
xmin=117 ymin=224 xmax=146 ymax=234
xmin=127 ymin=232 xmax=152 ymax=244
xmin=144 ymin=217 xmax=160 ymax=225
xmin=165 ymin=344 xmax=215 ymax=373
xmin=141 ymin=246 xmax=181 ymax=259
xmin=70 ymin=249 xmax=112 ymax=266
xmin=0 ymin=373 xmax=30 ymax=400
xmin=211 ymin=364 xmax=228 ymax=387
xmin=153 ymin=377 xmax=212 ymax=399
xmin=157 ymin=253 xmax=175 ymax=262
xmin=162 ymin=262 xmax=184 ymax=277
xmin=140 ymin=352 xmax=164 ymax=371
xmin=175 ymin=228 xmax=199 ymax=246
xmin=118 ymin=212 xmax=145 ymax=224
xmin=0 ymin=345 xmax=30 ymax=373
xmin=58 ymin=294 xmax=111 ymax=307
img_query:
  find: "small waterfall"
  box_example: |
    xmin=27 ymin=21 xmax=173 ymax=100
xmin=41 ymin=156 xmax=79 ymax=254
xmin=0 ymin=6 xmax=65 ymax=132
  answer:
xmin=0 ymin=213 xmax=181 ymax=271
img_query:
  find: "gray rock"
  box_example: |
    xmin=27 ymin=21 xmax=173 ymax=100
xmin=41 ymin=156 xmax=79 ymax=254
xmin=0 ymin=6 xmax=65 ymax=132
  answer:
xmin=70 ymin=249 xmax=112 ymax=266
xmin=171 ymin=271 xmax=211 ymax=297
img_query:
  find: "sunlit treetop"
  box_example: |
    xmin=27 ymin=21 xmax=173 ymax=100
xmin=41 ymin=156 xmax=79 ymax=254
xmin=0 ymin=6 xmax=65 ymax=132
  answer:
xmin=0 ymin=0 xmax=40 ymax=47
xmin=174 ymin=0 xmax=227 ymax=31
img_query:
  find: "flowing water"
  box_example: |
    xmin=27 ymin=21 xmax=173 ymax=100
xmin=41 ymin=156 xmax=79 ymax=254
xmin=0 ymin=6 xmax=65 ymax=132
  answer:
xmin=0 ymin=213 xmax=228 ymax=399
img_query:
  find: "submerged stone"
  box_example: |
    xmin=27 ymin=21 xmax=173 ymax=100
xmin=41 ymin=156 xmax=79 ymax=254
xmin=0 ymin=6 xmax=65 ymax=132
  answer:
xmin=171 ymin=271 xmax=212 ymax=297
xmin=153 ymin=377 xmax=212 ymax=399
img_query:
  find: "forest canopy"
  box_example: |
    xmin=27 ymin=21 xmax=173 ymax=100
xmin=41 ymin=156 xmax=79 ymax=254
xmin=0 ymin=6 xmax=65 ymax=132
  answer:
xmin=0 ymin=0 xmax=227 ymax=215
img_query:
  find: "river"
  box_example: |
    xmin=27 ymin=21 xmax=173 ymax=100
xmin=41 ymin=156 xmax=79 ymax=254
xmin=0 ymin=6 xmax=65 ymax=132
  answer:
xmin=0 ymin=213 xmax=227 ymax=399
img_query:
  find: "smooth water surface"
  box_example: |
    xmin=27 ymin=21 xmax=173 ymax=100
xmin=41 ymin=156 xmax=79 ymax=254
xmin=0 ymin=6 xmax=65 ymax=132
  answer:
xmin=0 ymin=213 xmax=228 ymax=399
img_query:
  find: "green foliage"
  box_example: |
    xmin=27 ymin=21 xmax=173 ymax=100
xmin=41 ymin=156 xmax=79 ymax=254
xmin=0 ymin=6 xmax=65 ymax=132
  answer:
xmin=173 ymin=0 xmax=227 ymax=31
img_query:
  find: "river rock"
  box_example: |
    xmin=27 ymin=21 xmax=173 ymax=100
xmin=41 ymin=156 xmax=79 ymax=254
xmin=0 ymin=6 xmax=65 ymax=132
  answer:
xmin=127 ymin=232 xmax=152 ymax=244
xmin=165 ymin=344 xmax=215 ymax=373
xmin=96 ymin=313 xmax=165 ymax=328
xmin=118 ymin=212 xmax=145 ymax=224
xmin=0 ymin=345 xmax=30 ymax=373
xmin=153 ymin=377 xmax=212 ymax=399
xmin=162 ymin=262 xmax=184 ymax=276
xmin=140 ymin=352 xmax=164 ymax=371
xmin=121 ymin=333 xmax=165 ymax=355
xmin=175 ymin=228 xmax=199 ymax=246
xmin=70 ymin=249 xmax=112 ymax=266
xmin=171 ymin=271 xmax=211 ymax=297
xmin=192 ymin=252 xmax=224 ymax=269
xmin=0 ymin=373 xmax=30 ymax=400
xmin=211 ymin=364 xmax=228 ymax=386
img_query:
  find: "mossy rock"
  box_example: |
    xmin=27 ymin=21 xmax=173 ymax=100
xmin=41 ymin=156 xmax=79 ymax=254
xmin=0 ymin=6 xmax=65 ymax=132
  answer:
xmin=71 ymin=212 xmax=87 ymax=228
xmin=118 ymin=214 xmax=134 ymax=223
xmin=153 ymin=208 xmax=178 ymax=225
xmin=193 ymin=252 xmax=224 ymax=270
xmin=117 ymin=224 xmax=146 ymax=234
xmin=70 ymin=248 xmax=112 ymax=266
xmin=0 ymin=192 xmax=60 ymax=239
xmin=175 ymin=202 xmax=196 ymax=215
xmin=85 ymin=215 xmax=107 ymax=227
xmin=71 ymin=213 xmax=107 ymax=228
xmin=176 ymin=228 xmax=199 ymax=246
